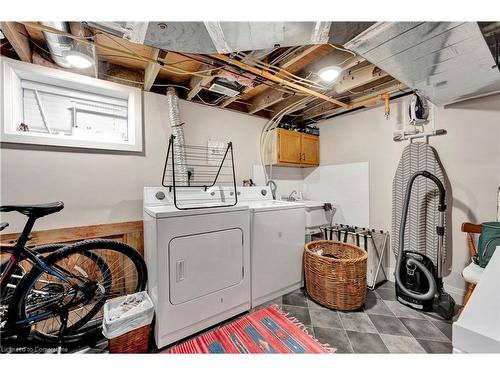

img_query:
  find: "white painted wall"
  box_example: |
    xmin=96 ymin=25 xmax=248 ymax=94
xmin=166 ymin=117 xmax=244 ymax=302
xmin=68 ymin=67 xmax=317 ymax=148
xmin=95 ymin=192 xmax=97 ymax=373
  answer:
xmin=318 ymin=94 xmax=500 ymax=302
xmin=0 ymin=91 xmax=264 ymax=232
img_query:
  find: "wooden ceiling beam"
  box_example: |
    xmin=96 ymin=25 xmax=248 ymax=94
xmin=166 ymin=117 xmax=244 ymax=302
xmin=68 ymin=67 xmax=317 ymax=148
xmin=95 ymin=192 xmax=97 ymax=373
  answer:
xmin=248 ymin=89 xmax=296 ymax=114
xmin=269 ymin=57 xmax=370 ymax=117
xmin=0 ymin=22 xmax=32 ymax=62
xmin=299 ymin=67 xmax=388 ymax=119
xmin=186 ymin=64 xmax=218 ymax=100
xmin=270 ymin=95 xmax=315 ymax=116
xmin=219 ymin=45 xmax=325 ymax=109
xmin=98 ymin=61 xmax=144 ymax=88
xmin=143 ymin=48 xmax=165 ymax=91
xmin=303 ymin=81 xmax=404 ymax=121
xmin=248 ymin=54 xmax=367 ymax=115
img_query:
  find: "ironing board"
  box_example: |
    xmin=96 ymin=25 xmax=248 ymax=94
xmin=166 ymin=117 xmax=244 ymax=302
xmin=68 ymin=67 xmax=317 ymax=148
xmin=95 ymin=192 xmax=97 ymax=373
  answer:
xmin=392 ymin=142 xmax=448 ymax=265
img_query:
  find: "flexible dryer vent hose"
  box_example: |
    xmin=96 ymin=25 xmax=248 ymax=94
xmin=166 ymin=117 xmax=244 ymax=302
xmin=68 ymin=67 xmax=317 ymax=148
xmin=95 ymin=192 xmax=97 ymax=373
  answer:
xmin=166 ymin=88 xmax=188 ymax=185
xmin=395 ymin=171 xmax=446 ymax=301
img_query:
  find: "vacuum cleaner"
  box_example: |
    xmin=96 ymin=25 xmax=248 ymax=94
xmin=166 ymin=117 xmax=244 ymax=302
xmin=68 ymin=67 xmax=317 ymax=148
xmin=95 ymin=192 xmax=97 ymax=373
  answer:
xmin=395 ymin=170 xmax=455 ymax=320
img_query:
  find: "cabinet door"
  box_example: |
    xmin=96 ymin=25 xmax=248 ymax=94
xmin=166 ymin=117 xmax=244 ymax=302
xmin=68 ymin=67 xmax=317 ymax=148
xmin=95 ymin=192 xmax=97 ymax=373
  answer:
xmin=301 ymin=134 xmax=320 ymax=166
xmin=277 ymin=129 xmax=302 ymax=164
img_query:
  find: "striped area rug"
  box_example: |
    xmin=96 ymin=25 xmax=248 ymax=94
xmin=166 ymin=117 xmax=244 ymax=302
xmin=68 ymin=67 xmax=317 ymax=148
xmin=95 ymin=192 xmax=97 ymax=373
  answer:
xmin=165 ymin=305 xmax=335 ymax=354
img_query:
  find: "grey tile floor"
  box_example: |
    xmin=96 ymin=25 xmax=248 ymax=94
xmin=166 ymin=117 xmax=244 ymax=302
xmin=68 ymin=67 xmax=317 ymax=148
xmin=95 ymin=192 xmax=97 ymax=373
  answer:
xmin=264 ymin=281 xmax=457 ymax=354
xmin=50 ymin=281 xmax=457 ymax=354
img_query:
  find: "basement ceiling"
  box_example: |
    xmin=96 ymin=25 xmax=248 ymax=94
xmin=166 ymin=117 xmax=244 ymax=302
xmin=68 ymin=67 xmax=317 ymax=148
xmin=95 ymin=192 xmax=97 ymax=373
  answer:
xmin=345 ymin=22 xmax=500 ymax=105
xmin=1 ymin=21 xmax=498 ymax=123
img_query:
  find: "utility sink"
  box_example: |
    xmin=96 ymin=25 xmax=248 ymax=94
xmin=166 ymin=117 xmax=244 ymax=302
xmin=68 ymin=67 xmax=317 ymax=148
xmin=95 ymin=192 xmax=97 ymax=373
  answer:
xmin=280 ymin=199 xmax=333 ymax=235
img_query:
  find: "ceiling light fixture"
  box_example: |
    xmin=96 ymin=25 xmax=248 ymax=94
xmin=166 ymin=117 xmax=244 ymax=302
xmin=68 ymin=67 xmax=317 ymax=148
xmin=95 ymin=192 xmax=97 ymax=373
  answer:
xmin=318 ymin=66 xmax=342 ymax=83
xmin=63 ymin=50 xmax=94 ymax=69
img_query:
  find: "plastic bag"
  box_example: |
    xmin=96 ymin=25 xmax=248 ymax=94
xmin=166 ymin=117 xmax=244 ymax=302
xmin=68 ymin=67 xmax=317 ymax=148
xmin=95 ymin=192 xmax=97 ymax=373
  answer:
xmin=102 ymin=291 xmax=154 ymax=339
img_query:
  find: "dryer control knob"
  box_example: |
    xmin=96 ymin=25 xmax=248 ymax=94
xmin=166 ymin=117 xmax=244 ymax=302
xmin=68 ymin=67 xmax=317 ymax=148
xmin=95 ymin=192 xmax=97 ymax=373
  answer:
xmin=155 ymin=191 xmax=166 ymax=200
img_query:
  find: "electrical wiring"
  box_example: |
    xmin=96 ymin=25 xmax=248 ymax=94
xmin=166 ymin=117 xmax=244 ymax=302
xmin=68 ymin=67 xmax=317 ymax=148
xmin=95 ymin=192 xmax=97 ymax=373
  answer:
xmin=20 ymin=24 xmax=367 ymax=112
xmin=236 ymin=51 xmax=331 ymax=91
xmin=166 ymin=50 xmax=301 ymax=94
xmin=101 ymin=74 xmax=143 ymax=85
xmin=259 ymin=95 xmax=312 ymax=182
xmin=24 ymin=23 xmax=214 ymax=78
xmin=329 ymin=43 xmax=356 ymax=57
xmin=234 ymin=51 xmax=328 ymax=91
xmin=329 ymin=44 xmax=358 ymax=67
xmin=151 ymin=84 xmax=190 ymax=90
xmin=100 ymin=74 xmax=191 ymax=93
xmin=269 ymin=46 xmax=301 ymax=65
xmin=98 ymin=32 xmax=226 ymax=76
xmin=175 ymin=51 xmax=321 ymax=97
xmin=195 ymin=93 xmax=226 ymax=106
xmin=25 ymin=27 xmax=304 ymax=101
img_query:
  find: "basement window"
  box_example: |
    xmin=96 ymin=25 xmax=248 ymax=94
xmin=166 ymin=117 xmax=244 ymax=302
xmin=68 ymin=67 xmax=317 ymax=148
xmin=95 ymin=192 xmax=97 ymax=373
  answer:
xmin=1 ymin=57 xmax=142 ymax=152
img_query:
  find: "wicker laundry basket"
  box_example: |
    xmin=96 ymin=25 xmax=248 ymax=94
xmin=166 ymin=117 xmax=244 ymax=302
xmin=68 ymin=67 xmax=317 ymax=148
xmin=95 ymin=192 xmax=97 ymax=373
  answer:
xmin=108 ymin=324 xmax=151 ymax=354
xmin=304 ymin=240 xmax=368 ymax=310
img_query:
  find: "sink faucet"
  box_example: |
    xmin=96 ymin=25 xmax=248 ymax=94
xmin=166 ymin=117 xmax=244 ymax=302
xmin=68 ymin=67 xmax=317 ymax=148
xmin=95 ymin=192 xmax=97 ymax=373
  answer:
xmin=288 ymin=190 xmax=298 ymax=202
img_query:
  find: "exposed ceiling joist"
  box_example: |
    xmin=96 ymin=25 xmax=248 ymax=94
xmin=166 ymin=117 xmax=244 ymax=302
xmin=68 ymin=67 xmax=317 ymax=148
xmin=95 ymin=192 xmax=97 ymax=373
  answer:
xmin=249 ymin=89 xmax=299 ymax=114
xmin=220 ymin=45 xmax=324 ymax=109
xmin=0 ymin=22 xmax=32 ymax=62
xmin=270 ymin=95 xmax=314 ymax=116
xmin=143 ymin=48 xmax=163 ymax=91
xmin=186 ymin=64 xmax=218 ymax=100
xmin=275 ymin=45 xmax=325 ymax=70
xmin=210 ymin=53 xmax=349 ymax=108
xmin=334 ymin=65 xmax=386 ymax=94
xmin=99 ymin=61 xmax=144 ymax=88
xmin=298 ymin=67 xmax=389 ymax=119
xmin=303 ymin=80 xmax=405 ymax=121
xmin=12 ymin=22 xmax=407 ymax=123
xmin=268 ymin=58 xmax=374 ymax=117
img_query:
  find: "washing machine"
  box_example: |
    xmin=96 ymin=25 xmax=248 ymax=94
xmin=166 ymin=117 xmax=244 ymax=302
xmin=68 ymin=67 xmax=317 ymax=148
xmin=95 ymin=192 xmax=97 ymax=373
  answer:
xmin=237 ymin=187 xmax=306 ymax=307
xmin=143 ymin=187 xmax=251 ymax=348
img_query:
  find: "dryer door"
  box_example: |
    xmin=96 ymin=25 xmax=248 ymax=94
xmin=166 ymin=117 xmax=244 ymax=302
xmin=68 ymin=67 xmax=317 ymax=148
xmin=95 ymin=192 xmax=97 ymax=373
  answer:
xmin=169 ymin=229 xmax=244 ymax=305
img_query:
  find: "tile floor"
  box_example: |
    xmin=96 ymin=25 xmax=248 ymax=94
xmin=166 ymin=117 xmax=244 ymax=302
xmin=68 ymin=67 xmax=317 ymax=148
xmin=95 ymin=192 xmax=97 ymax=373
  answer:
xmin=265 ymin=281 xmax=456 ymax=354
xmin=14 ymin=281 xmax=456 ymax=354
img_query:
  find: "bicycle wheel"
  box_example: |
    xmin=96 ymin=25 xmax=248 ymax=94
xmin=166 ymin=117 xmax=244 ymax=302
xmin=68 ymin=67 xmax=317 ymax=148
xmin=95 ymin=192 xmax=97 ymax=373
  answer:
xmin=9 ymin=239 xmax=147 ymax=347
xmin=1 ymin=244 xmax=64 ymax=316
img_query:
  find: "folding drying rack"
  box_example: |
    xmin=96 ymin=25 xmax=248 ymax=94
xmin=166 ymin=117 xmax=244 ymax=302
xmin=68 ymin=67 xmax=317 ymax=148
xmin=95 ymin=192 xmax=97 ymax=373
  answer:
xmin=161 ymin=135 xmax=238 ymax=210
xmin=321 ymin=224 xmax=389 ymax=290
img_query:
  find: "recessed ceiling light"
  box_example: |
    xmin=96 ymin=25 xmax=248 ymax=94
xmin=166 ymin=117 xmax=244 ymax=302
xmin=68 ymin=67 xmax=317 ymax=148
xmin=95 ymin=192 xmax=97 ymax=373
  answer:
xmin=63 ymin=50 xmax=94 ymax=69
xmin=318 ymin=66 xmax=342 ymax=83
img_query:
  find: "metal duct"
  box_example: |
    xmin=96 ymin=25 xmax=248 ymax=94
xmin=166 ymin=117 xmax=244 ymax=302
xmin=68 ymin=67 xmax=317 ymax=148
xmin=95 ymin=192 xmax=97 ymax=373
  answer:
xmin=40 ymin=22 xmax=74 ymax=68
xmin=166 ymin=88 xmax=188 ymax=185
xmin=345 ymin=22 xmax=500 ymax=105
xmin=86 ymin=22 xmax=334 ymax=54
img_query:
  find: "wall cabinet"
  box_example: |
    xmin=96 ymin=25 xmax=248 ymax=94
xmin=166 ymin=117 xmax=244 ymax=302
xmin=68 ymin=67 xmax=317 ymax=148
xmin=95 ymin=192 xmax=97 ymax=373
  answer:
xmin=264 ymin=128 xmax=320 ymax=167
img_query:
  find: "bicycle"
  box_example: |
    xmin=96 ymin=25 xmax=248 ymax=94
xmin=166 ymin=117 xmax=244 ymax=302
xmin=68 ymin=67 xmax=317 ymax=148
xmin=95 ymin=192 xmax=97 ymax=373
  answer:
xmin=0 ymin=202 xmax=147 ymax=350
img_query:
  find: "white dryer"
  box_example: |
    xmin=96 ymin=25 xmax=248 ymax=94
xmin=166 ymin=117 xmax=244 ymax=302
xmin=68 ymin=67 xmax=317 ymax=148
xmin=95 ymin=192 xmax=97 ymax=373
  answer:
xmin=237 ymin=187 xmax=305 ymax=307
xmin=143 ymin=187 xmax=250 ymax=348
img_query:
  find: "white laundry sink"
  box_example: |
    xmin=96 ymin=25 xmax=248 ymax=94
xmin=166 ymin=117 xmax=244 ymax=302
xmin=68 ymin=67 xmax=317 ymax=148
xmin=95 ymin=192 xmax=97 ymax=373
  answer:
xmin=280 ymin=199 xmax=332 ymax=235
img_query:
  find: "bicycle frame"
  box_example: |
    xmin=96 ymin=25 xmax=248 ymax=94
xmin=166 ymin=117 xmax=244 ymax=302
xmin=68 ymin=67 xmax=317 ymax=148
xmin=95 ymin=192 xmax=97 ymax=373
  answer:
xmin=1 ymin=217 xmax=70 ymax=326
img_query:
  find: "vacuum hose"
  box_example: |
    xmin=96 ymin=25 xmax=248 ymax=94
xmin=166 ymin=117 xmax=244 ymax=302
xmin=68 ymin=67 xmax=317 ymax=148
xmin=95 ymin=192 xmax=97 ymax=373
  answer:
xmin=395 ymin=171 xmax=446 ymax=301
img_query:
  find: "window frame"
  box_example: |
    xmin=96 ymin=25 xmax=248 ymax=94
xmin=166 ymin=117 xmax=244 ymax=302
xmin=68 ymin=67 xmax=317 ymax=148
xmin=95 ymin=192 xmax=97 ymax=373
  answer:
xmin=1 ymin=57 xmax=143 ymax=152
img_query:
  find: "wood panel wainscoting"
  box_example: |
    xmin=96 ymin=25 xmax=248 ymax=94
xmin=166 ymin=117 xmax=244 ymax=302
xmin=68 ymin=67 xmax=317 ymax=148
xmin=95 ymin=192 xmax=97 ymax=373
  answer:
xmin=0 ymin=220 xmax=144 ymax=256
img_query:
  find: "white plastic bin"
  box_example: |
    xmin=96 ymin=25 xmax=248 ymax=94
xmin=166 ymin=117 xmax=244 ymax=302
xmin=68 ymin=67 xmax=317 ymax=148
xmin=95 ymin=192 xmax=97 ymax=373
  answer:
xmin=102 ymin=291 xmax=154 ymax=353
